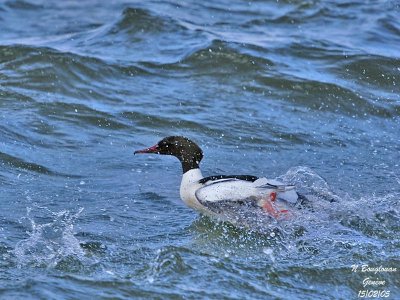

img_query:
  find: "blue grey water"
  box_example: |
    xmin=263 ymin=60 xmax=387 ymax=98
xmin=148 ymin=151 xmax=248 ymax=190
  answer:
xmin=0 ymin=0 xmax=399 ymax=299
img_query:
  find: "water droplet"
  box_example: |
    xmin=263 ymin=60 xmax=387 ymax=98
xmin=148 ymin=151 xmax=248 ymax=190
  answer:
xmin=263 ymin=248 xmax=273 ymax=255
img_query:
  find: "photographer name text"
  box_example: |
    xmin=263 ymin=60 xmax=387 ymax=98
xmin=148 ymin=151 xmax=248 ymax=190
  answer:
xmin=351 ymin=264 xmax=397 ymax=298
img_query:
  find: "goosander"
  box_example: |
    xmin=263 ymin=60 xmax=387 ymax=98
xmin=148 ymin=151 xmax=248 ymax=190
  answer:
xmin=135 ymin=136 xmax=307 ymax=222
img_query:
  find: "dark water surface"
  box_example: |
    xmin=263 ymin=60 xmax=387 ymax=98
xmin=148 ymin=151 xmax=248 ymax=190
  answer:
xmin=1 ymin=0 xmax=399 ymax=299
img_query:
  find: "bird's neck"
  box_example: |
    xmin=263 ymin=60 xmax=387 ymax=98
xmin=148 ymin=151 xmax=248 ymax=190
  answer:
xmin=181 ymin=168 xmax=203 ymax=183
xmin=179 ymin=157 xmax=201 ymax=173
xmin=180 ymin=168 xmax=205 ymax=212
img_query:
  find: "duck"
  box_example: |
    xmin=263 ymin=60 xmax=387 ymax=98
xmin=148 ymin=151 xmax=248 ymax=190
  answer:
xmin=134 ymin=136 xmax=307 ymax=222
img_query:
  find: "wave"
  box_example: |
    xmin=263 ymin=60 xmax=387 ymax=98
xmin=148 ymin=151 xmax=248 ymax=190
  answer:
xmin=255 ymin=72 xmax=399 ymax=118
xmin=112 ymin=7 xmax=186 ymax=35
xmin=0 ymin=151 xmax=52 ymax=175
xmin=1 ymin=12 xmax=397 ymax=124
xmin=0 ymin=44 xmax=149 ymax=90
xmin=155 ymin=39 xmax=273 ymax=74
xmin=4 ymin=0 xmax=43 ymax=10
xmin=122 ymin=110 xmax=210 ymax=133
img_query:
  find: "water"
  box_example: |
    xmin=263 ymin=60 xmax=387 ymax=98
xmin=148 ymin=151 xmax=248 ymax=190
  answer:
xmin=0 ymin=0 xmax=399 ymax=299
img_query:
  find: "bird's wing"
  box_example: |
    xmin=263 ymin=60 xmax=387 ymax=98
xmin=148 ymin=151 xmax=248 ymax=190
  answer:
xmin=196 ymin=178 xmax=261 ymax=203
xmin=199 ymin=174 xmax=259 ymax=184
xmin=195 ymin=177 xmax=302 ymax=224
xmin=195 ymin=177 xmax=298 ymax=204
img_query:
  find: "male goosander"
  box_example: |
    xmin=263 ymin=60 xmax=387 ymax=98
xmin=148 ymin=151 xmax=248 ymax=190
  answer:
xmin=135 ymin=136 xmax=307 ymax=222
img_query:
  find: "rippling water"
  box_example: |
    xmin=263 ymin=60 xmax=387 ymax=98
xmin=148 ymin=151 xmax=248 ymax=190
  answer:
xmin=1 ymin=0 xmax=399 ymax=299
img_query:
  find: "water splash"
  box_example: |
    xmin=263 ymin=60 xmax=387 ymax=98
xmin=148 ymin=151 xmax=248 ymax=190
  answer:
xmin=278 ymin=166 xmax=399 ymax=233
xmin=277 ymin=166 xmax=341 ymax=203
xmin=190 ymin=166 xmax=399 ymax=268
xmin=14 ymin=206 xmax=88 ymax=270
xmin=145 ymin=246 xmax=191 ymax=284
xmin=273 ymin=167 xmax=399 ymax=266
xmin=196 ymin=166 xmax=342 ymax=235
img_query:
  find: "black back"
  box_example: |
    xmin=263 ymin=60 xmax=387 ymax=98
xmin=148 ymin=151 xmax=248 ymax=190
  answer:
xmin=199 ymin=174 xmax=259 ymax=184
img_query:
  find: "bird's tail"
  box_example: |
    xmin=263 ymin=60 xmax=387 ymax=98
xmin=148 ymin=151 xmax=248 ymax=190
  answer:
xmin=254 ymin=178 xmax=298 ymax=204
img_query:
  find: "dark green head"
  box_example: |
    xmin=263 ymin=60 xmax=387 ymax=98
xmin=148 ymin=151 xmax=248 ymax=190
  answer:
xmin=135 ymin=136 xmax=203 ymax=173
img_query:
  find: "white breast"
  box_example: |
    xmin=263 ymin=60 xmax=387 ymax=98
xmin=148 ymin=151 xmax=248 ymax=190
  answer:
xmin=179 ymin=169 xmax=206 ymax=211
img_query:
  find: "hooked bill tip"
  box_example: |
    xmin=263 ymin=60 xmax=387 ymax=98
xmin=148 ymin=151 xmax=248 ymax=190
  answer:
xmin=134 ymin=144 xmax=159 ymax=155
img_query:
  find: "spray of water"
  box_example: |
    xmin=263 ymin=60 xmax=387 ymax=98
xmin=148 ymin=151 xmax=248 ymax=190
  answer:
xmin=13 ymin=205 xmax=88 ymax=270
xmin=188 ymin=166 xmax=399 ymax=266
